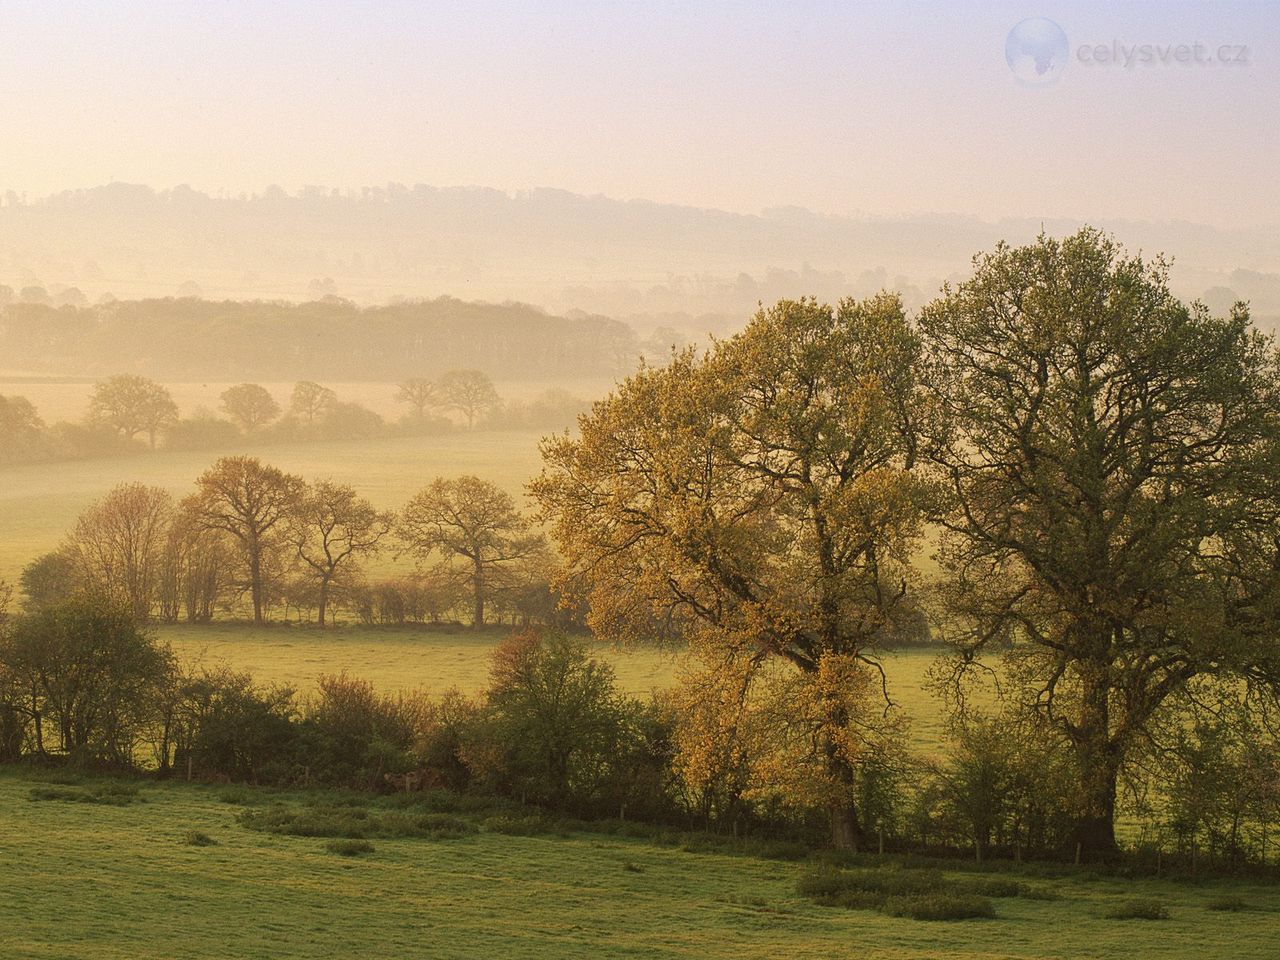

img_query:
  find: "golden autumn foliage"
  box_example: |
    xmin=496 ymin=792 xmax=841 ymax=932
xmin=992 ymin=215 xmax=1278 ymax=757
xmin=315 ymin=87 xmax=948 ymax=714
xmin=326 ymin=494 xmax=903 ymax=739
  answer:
xmin=532 ymin=295 xmax=927 ymax=847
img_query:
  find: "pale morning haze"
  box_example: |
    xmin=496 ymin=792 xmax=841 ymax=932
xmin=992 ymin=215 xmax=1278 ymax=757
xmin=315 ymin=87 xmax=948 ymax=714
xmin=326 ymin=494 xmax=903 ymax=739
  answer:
xmin=0 ymin=0 xmax=1274 ymax=224
xmin=2 ymin=4 xmax=1280 ymax=960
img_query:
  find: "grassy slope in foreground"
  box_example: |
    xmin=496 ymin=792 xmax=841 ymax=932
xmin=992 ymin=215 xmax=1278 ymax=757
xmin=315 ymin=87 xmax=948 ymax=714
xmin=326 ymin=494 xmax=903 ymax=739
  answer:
xmin=2 ymin=770 xmax=1277 ymax=960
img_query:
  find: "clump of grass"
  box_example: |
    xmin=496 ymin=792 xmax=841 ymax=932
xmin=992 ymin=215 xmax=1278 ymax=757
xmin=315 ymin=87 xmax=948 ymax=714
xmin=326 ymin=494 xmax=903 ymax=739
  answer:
xmin=216 ymin=787 xmax=250 ymax=805
xmin=239 ymin=805 xmax=374 ymax=838
xmin=883 ymin=894 xmax=996 ymax=921
xmin=953 ymin=877 xmax=1025 ymax=898
xmin=325 ymin=839 xmax=375 ymax=857
xmin=1019 ymin=885 xmax=1063 ymax=901
xmin=798 ymin=866 xmax=1012 ymax=920
xmin=29 ymin=783 xmax=140 ymax=806
xmin=239 ymin=804 xmax=476 ymax=841
xmin=1207 ymin=895 xmax=1247 ymax=912
xmin=183 ymin=831 xmax=218 ymax=847
xmin=1105 ymin=898 xmax=1169 ymax=920
xmin=622 ymin=861 xmax=644 ymax=873
xmin=483 ymin=814 xmax=564 ymax=836
xmin=797 ymin=865 xmax=945 ymax=903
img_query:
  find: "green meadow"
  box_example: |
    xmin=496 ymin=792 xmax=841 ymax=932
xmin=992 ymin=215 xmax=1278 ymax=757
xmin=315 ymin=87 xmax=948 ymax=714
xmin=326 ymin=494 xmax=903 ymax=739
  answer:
xmin=2 ymin=767 xmax=1275 ymax=960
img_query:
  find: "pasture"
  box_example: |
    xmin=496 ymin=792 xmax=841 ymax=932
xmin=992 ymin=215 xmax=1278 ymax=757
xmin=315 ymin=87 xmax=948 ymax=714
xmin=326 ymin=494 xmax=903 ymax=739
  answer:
xmin=1 ymin=768 xmax=1274 ymax=960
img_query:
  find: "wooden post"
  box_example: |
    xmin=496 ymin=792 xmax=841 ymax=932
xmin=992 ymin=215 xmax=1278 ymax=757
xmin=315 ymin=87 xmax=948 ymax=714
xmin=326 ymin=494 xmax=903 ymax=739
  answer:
xmin=1074 ymin=842 xmax=1082 ymax=866
xmin=878 ymin=829 xmax=885 ymax=856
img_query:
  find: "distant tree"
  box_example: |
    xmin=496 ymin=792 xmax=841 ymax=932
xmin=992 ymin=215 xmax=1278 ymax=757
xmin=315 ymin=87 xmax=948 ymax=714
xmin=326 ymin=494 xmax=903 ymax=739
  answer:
xmin=0 ymin=394 xmax=45 ymax=462
xmin=18 ymin=286 xmax=51 ymax=305
xmin=286 ymin=480 xmax=393 ymax=626
xmin=183 ymin=457 xmax=305 ymax=624
xmin=87 ymin=374 xmax=179 ymax=449
xmin=157 ymin=515 xmax=233 ymax=623
xmin=0 ymin=284 xmax=13 ymax=306
xmin=67 ymin=483 xmax=173 ymax=622
xmin=55 ymin=287 xmax=87 ymax=308
xmin=220 ymin=383 xmax=280 ymax=432
xmin=400 ymin=476 xmax=543 ymax=629
xmin=289 ymin=381 xmax=337 ymax=425
xmin=437 ymin=370 xmax=500 ymax=428
xmin=0 ymin=395 xmax=42 ymax=437
xmin=20 ymin=551 xmax=82 ymax=611
xmin=316 ymin=401 xmax=384 ymax=440
xmin=394 ymin=377 xmax=438 ymax=420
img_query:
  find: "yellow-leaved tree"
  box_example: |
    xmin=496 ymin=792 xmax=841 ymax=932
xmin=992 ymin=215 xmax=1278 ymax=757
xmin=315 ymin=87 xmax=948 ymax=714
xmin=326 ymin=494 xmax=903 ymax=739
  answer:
xmin=532 ymin=295 xmax=927 ymax=848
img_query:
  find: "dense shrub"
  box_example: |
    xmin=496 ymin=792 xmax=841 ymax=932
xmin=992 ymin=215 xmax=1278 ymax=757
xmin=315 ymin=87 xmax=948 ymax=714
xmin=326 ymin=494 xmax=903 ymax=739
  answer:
xmin=299 ymin=674 xmax=426 ymax=790
xmin=169 ymin=667 xmax=300 ymax=783
xmin=0 ymin=600 xmax=174 ymax=766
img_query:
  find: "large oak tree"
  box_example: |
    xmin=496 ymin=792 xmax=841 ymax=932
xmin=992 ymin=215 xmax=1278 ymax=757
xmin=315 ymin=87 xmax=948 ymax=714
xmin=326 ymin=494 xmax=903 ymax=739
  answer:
xmin=532 ymin=295 xmax=925 ymax=848
xmin=919 ymin=229 xmax=1280 ymax=857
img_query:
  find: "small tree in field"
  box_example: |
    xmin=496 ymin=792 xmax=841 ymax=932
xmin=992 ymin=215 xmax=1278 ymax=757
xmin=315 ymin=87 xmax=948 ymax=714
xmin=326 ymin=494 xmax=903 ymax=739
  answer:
xmin=394 ymin=377 xmax=439 ymax=420
xmin=87 ymin=374 xmax=178 ymax=449
xmin=0 ymin=600 xmax=174 ymax=764
xmin=183 ymin=457 xmax=305 ymax=624
xmin=67 ymin=483 xmax=173 ymax=622
xmin=400 ymin=476 xmax=544 ymax=629
xmin=289 ymin=381 xmax=337 ymax=425
xmin=287 ymin=480 xmax=393 ymax=626
xmin=220 ymin=383 xmax=280 ymax=432
xmin=485 ymin=630 xmax=624 ymax=807
xmin=437 ymin=369 xmax=500 ymax=428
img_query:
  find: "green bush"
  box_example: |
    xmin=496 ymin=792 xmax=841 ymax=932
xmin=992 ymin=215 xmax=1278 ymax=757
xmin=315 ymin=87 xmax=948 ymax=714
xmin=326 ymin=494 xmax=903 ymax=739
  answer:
xmin=183 ymin=831 xmax=218 ymax=847
xmin=882 ymin=894 xmax=996 ymax=921
xmin=326 ymin=839 xmax=375 ymax=857
xmin=1104 ymin=898 xmax=1169 ymax=920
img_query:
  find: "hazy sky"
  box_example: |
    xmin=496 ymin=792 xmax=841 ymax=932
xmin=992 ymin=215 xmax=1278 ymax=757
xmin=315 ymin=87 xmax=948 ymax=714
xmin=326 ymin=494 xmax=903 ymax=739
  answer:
xmin=0 ymin=1 xmax=1273 ymax=227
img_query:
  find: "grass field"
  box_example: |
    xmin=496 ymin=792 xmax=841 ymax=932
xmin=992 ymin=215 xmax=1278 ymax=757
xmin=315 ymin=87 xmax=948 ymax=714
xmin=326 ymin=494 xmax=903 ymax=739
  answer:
xmin=2 ymin=767 xmax=1275 ymax=960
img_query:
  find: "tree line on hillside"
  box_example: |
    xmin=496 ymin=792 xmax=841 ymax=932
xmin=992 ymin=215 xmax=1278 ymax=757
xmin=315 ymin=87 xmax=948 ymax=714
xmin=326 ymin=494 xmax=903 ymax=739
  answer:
xmin=0 ymin=371 xmax=592 ymax=465
xmin=0 ymin=295 xmax=637 ymax=380
xmin=18 ymin=459 xmax=570 ymax=630
xmin=3 ymin=229 xmax=1279 ymax=869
